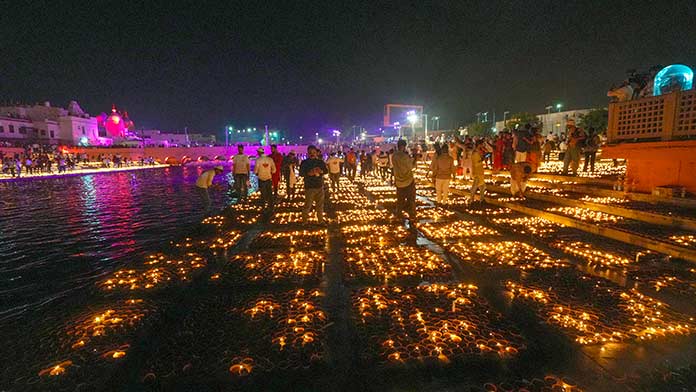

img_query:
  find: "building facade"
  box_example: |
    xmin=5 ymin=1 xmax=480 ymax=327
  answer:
xmin=494 ymin=108 xmax=595 ymax=136
xmin=0 ymin=101 xmax=102 ymax=146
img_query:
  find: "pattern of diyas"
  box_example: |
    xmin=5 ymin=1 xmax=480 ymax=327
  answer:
xmin=546 ymin=206 xmax=623 ymax=223
xmin=336 ymin=209 xmax=391 ymax=224
xmin=507 ymin=274 xmax=695 ymax=345
xmin=352 ymin=284 xmax=525 ymax=365
xmin=491 ymin=216 xmax=562 ymax=238
xmin=228 ymin=251 xmax=325 ymax=284
xmin=550 ymin=240 xmax=633 ymax=267
xmin=139 ymin=289 xmax=327 ymax=385
xmin=446 ymin=241 xmax=567 ymax=270
xmin=343 ymin=245 xmax=452 ymax=284
xmin=419 ymin=220 xmax=500 ymax=242
xmin=250 ymin=229 xmax=327 ymax=250
xmin=416 ymin=206 xmax=457 ymax=222
xmin=100 ymin=252 xmax=206 ymax=291
xmin=340 ymin=224 xmax=409 ymax=247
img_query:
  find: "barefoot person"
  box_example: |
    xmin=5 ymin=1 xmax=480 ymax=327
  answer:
xmin=195 ymin=165 xmax=224 ymax=216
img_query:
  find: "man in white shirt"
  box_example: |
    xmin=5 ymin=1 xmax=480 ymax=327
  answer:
xmin=232 ymin=144 xmax=250 ymax=201
xmin=195 ymin=165 xmax=224 ymax=215
xmin=326 ymin=152 xmax=343 ymax=192
xmin=254 ymin=147 xmax=276 ymax=211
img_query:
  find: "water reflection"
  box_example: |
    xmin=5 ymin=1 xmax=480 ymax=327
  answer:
xmin=0 ymin=167 xmax=235 ymax=321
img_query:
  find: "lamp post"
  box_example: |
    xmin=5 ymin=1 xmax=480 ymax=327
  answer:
xmin=431 ymin=116 xmax=440 ymax=131
xmin=407 ymin=111 xmax=418 ymax=141
xmin=556 ymin=103 xmax=563 ymax=113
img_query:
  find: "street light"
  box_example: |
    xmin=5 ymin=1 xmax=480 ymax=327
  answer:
xmin=556 ymin=103 xmax=563 ymax=112
xmin=225 ymin=125 xmax=234 ymax=149
xmin=407 ymin=111 xmax=418 ymax=140
xmin=431 ymin=116 xmax=440 ymax=131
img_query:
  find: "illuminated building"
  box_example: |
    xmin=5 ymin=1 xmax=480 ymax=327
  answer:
xmin=0 ymin=100 xmax=102 ymax=145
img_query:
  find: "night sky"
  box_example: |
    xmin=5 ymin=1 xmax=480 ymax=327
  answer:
xmin=2 ymin=1 xmax=696 ymax=138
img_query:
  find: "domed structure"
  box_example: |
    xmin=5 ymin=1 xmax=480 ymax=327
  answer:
xmin=653 ymin=64 xmax=694 ymax=96
xmin=100 ymin=104 xmax=136 ymax=138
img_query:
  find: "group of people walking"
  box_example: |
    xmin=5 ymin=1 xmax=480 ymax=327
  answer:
xmin=197 ymin=121 xmax=605 ymax=220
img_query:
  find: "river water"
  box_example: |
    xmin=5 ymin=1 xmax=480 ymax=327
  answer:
xmin=0 ymin=166 xmax=235 ymax=322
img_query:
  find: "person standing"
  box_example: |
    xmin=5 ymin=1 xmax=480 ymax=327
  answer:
xmin=269 ymin=144 xmax=284 ymax=198
xmin=513 ymin=124 xmax=532 ymax=163
xmin=583 ymin=128 xmax=600 ymax=172
xmin=392 ymin=139 xmax=417 ymax=220
xmin=195 ymin=165 xmax=224 ymax=216
xmin=232 ymin=144 xmax=250 ymax=201
xmin=562 ymin=123 xmax=586 ymax=176
xmin=281 ymin=150 xmax=299 ymax=197
xmin=526 ymin=127 xmax=542 ymax=172
xmin=377 ymin=151 xmax=389 ymax=181
xmin=345 ymin=148 xmax=357 ymax=181
xmin=359 ymin=150 xmax=367 ymax=178
xmin=470 ymin=141 xmax=487 ymax=203
xmin=542 ymin=138 xmax=552 ymax=163
xmin=254 ymin=147 xmax=276 ymax=212
xmin=371 ymin=149 xmax=379 ymax=178
xmin=430 ymin=144 xmax=455 ymax=203
xmin=326 ymin=152 xmax=343 ymax=193
xmin=299 ymin=145 xmax=328 ymax=225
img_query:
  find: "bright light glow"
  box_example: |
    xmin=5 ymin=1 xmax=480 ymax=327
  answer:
xmin=318 ymin=138 xmax=323 ymax=143
xmin=227 ymin=126 xmax=233 ymax=131
xmin=79 ymin=136 xmax=89 ymax=146
xmin=407 ymin=110 xmax=419 ymax=124
xmin=654 ymin=64 xmax=694 ymax=96
xmin=556 ymin=103 xmax=562 ymax=109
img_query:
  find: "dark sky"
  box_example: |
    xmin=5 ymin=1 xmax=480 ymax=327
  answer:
xmin=2 ymin=1 xmax=696 ymax=138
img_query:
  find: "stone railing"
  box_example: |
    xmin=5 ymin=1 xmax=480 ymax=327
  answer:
xmin=607 ymin=89 xmax=696 ymax=142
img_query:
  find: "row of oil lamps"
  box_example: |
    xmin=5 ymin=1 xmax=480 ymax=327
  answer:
xmin=352 ymin=284 xmax=526 ymax=364
xmin=546 ymin=206 xmax=624 ymax=223
xmin=229 ymin=288 xmax=327 ymax=376
xmin=419 ymin=220 xmax=500 ymax=242
xmin=343 ymin=245 xmax=452 ymax=283
xmin=507 ymin=277 xmax=695 ymax=345
xmin=228 ymin=250 xmax=325 ymax=283
xmin=446 ymin=241 xmax=568 ymax=270
xmin=250 ymin=229 xmax=327 ymax=250
xmin=341 ymin=224 xmax=409 ymax=246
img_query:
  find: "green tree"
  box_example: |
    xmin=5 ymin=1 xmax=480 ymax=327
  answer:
xmin=466 ymin=122 xmax=495 ymax=138
xmin=578 ymin=108 xmax=608 ymax=134
xmin=505 ymin=112 xmax=541 ymax=130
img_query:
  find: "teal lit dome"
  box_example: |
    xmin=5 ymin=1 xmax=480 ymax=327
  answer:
xmin=653 ymin=64 xmax=693 ymax=96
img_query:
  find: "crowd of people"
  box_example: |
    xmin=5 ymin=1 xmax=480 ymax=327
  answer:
xmin=0 ymin=145 xmax=158 ymax=178
xmin=198 ymin=121 xmax=606 ymax=221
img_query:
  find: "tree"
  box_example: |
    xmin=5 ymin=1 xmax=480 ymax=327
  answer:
xmin=505 ymin=112 xmax=541 ymax=131
xmin=466 ymin=122 xmax=495 ymax=138
xmin=578 ymin=109 xmax=608 ymax=134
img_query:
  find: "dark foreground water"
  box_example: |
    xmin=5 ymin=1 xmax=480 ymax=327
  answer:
xmin=0 ymin=166 xmax=234 ymax=322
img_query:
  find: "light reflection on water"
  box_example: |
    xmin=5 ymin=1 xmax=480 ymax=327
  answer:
xmin=0 ymin=166 xmax=236 ymax=321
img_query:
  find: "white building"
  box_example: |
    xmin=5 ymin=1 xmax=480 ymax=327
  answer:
xmin=494 ymin=108 xmax=595 ymax=136
xmin=0 ymin=101 xmax=102 ymax=146
xmin=138 ymin=129 xmax=191 ymax=147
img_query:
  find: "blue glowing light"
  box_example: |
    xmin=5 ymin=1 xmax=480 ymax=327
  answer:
xmin=79 ymin=136 xmax=90 ymax=146
xmin=653 ymin=64 xmax=693 ymax=96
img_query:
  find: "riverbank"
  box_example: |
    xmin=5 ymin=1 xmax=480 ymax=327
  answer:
xmin=0 ymin=163 xmax=170 ymax=181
